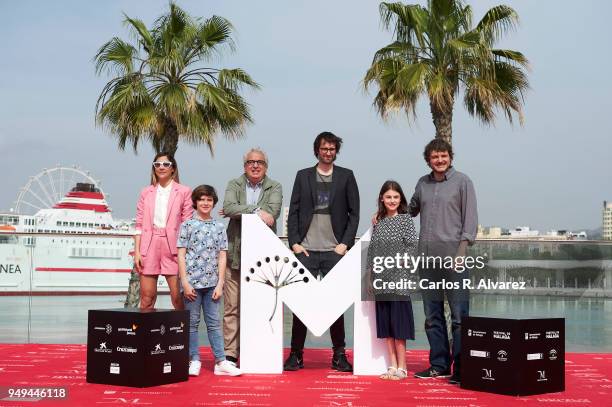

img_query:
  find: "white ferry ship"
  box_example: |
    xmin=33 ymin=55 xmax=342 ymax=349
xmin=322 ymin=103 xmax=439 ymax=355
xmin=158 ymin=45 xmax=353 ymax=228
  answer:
xmin=0 ymin=177 xmax=168 ymax=294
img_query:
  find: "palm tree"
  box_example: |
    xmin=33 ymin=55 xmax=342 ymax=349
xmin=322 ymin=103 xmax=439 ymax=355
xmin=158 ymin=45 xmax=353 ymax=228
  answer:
xmin=94 ymin=2 xmax=259 ymax=156
xmin=364 ymin=0 xmax=529 ymax=144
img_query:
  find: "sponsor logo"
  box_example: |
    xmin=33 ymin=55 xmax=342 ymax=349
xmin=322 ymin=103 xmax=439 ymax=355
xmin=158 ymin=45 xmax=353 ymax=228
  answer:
xmin=493 ymin=330 xmax=511 ymax=340
xmin=117 ymin=325 xmax=138 ymax=336
xmin=497 ymin=350 xmax=508 ymax=362
xmin=525 ymin=332 xmax=541 ymax=340
xmin=109 ymin=363 xmax=120 ymax=374
xmin=467 ymin=329 xmax=486 ymax=338
xmin=527 ymin=353 xmax=543 ymax=360
xmin=168 ymin=344 xmax=184 ymax=351
xmin=482 ymin=368 xmax=495 ymax=381
xmin=93 ymin=324 xmax=113 ymax=335
xmin=150 ymin=324 xmax=166 ymax=335
xmin=549 ymin=349 xmax=558 ymax=361
xmin=94 ymin=342 xmax=112 ymax=354
xmin=169 ymin=323 xmax=185 ymax=334
xmin=537 ymin=370 xmax=548 ymax=382
xmin=116 ymin=346 xmax=137 ymax=354
xmin=470 ymin=350 xmax=490 ymax=358
xmin=163 ymin=362 xmax=171 ymax=374
xmin=150 ymin=344 xmax=165 ymax=355
xmin=546 ymin=330 xmax=560 ymax=339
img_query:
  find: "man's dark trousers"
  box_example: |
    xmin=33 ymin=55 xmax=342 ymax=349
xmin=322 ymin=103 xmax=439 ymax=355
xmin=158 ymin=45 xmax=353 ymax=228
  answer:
xmin=290 ymin=251 xmax=346 ymax=353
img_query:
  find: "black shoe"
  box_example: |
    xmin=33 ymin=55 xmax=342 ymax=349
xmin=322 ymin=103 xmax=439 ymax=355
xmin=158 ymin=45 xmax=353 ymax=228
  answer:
xmin=449 ymin=372 xmax=461 ymax=384
xmin=331 ymin=352 xmax=353 ymax=372
xmin=284 ymin=351 xmax=304 ymax=371
xmin=414 ymin=367 xmax=451 ymax=379
xmin=226 ymin=355 xmax=238 ymax=364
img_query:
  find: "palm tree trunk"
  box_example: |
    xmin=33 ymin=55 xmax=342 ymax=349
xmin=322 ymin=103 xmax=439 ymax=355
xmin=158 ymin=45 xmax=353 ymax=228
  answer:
xmin=430 ymin=101 xmax=453 ymax=145
xmin=161 ymin=117 xmax=179 ymax=156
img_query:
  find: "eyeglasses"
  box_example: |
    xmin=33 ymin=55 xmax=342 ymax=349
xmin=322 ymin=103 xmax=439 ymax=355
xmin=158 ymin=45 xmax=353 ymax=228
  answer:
xmin=245 ymin=160 xmax=267 ymax=167
xmin=153 ymin=161 xmax=173 ymax=168
xmin=319 ymin=147 xmax=336 ymax=153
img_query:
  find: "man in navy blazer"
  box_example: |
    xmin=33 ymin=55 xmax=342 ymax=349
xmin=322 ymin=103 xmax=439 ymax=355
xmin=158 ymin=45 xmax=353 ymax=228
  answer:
xmin=285 ymin=131 xmax=360 ymax=372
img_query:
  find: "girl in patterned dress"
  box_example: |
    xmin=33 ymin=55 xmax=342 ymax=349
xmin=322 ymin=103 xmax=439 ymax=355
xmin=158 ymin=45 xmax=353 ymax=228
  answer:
xmin=367 ymin=180 xmax=417 ymax=380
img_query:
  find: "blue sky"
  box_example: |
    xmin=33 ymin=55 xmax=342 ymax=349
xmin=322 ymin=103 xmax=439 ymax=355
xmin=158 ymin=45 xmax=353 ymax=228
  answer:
xmin=1 ymin=0 xmax=611 ymax=233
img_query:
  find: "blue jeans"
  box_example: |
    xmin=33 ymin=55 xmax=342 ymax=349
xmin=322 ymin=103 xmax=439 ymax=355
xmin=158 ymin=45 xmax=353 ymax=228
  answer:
xmin=185 ymin=287 xmax=225 ymax=363
xmin=423 ymin=296 xmax=469 ymax=373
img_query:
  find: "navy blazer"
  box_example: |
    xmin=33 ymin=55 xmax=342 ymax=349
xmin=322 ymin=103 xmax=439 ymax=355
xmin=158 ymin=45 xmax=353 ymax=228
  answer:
xmin=288 ymin=165 xmax=360 ymax=249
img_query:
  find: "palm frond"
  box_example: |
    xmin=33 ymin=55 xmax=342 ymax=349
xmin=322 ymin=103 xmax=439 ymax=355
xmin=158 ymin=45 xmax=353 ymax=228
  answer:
xmin=476 ymin=5 xmax=519 ymax=45
xmin=94 ymin=38 xmax=137 ymax=75
xmin=197 ymin=16 xmax=236 ymax=56
xmin=492 ymin=49 xmax=529 ymax=68
xmin=218 ymin=68 xmax=260 ymax=91
xmin=123 ymin=15 xmax=154 ymax=53
xmin=380 ymin=2 xmax=429 ymax=48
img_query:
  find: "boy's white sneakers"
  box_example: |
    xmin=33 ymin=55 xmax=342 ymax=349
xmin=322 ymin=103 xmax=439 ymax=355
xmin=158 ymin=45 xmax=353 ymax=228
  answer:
xmin=214 ymin=360 xmax=242 ymax=376
xmin=188 ymin=360 xmax=202 ymax=376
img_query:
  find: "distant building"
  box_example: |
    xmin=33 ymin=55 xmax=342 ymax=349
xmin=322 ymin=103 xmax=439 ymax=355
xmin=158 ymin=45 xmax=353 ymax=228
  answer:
xmin=604 ymin=201 xmax=612 ymax=240
xmin=477 ymin=225 xmax=502 ymax=239
xmin=509 ymin=226 xmax=539 ymax=237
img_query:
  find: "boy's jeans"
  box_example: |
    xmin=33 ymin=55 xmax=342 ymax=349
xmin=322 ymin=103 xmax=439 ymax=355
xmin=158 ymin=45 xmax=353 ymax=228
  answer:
xmin=185 ymin=287 xmax=225 ymax=363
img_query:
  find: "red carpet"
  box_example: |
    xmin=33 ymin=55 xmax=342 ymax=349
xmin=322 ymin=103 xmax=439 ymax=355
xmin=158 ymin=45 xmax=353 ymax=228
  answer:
xmin=0 ymin=344 xmax=610 ymax=406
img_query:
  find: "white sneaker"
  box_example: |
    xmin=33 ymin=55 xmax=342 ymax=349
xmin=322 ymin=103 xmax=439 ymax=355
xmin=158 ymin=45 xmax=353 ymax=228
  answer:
xmin=214 ymin=360 xmax=242 ymax=376
xmin=189 ymin=360 xmax=202 ymax=376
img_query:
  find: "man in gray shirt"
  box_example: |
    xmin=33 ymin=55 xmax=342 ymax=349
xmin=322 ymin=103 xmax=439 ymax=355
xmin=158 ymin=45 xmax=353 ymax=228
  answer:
xmin=410 ymin=139 xmax=478 ymax=385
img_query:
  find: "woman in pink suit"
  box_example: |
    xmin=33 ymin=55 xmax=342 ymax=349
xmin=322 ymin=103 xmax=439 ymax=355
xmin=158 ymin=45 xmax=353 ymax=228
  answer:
xmin=134 ymin=152 xmax=193 ymax=310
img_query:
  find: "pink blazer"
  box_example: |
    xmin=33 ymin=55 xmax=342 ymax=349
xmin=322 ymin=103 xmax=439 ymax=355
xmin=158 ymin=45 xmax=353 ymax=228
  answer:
xmin=135 ymin=182 xmax=193 ymax=256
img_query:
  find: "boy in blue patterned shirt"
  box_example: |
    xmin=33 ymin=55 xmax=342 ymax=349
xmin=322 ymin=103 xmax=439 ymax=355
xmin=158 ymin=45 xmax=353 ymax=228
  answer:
xmin=177 ymin=185 xmax=241 ymax=377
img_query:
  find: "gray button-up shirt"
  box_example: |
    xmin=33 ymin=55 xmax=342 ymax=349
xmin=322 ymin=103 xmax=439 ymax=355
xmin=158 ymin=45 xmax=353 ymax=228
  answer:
xmin=409 ymin=167 xmax=478 ymax=256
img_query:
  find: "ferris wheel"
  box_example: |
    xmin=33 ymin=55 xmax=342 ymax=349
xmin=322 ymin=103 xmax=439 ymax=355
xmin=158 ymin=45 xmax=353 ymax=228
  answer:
xmin=13 ymin=166 xmax=106 ymax=215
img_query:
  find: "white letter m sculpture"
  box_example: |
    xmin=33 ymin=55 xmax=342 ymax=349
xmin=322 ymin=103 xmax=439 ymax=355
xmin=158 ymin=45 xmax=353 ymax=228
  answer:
xmin=240 ymin=215 xmax=386 ymax=374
